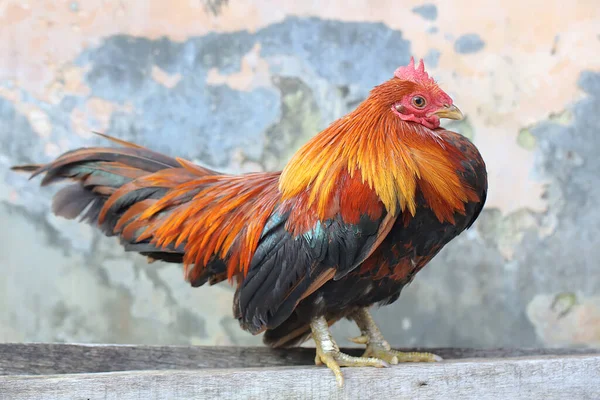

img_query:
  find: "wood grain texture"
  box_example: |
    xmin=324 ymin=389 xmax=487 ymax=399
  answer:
xmin=1 ymin=355 xmax=599 ymax=400
xmin=1 ymin=343 xmax=598 ymax=375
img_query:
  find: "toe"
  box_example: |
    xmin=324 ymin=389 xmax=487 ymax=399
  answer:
xmin=326 ymin=360 xmax=344 ymax=387
xmin=348 ymin=335 xmax=369 ymax=345
xmin=314 ymin=353 xmax=323 ymax=365
xmin=374 ymin=358 xmax=390 ymax=368
xmin=393 ymin=351 xmax=443 ymax=363
xmin=318 ymin=352 xmax=344 ymax=386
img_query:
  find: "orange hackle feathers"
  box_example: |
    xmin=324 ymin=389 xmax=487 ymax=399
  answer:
xmin=279 ymin=79 xmax=478 ymax=224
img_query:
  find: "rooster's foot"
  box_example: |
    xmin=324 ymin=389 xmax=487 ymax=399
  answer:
xmin=310 ymin=316 xmax=389 ymax=386
xmin=350 ymin=308 xmax=443 ymax=365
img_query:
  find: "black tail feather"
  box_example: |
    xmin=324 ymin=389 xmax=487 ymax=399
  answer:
xmin=11 ymin=164 xmax=42 ymax=173
xmin=52 ymin=185 xmax=102 ymax=221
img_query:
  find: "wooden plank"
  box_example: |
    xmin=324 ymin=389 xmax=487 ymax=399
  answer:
xmin=1 ymin=355 xmax=599 ymax=400
xmin=1 ymin=343 xmax=598 ymax=375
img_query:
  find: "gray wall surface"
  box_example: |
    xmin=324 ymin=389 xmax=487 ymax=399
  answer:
xmin=1 ymin=0 xmax=599 ymax=349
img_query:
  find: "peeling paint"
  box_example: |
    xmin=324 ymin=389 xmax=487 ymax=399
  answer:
xmin=151 ymin=66 xmax=182 ymax=89
xmin=205 ymin=43 xmax=271 ymax=91
xmin=411 ymin=4 xmax=437 ymax=21
xmin=259 ymin=76 xmax=323 ymax=171
xmin=476 ymin=208 xmax=549 ymax=261
xmin=517 ymin=128 xmax=536 ymax=150
xmin=70 ymin=97 xmax=118 ymax=138
xmin=26 ymin=108 xmax=52 ymax=138
xmin=549 ymin=109 xmax=574 ymax=125
xmin=527 ymin=293 xmax=600 ymax=347
xmin=454 ymin=33 xmax=485 ymax=54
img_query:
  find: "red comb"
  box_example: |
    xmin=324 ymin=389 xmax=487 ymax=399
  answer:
xmin=394 ymin=57 xmax=435 ymax=84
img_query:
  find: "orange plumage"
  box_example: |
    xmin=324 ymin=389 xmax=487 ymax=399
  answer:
xmin=12 ymin=57 xmax=487 ymax=384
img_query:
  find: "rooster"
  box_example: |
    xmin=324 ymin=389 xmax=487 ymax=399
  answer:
xmin=12 ymin=58 xmax=487 ymax=385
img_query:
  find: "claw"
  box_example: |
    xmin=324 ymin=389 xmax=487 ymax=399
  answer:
xmin=348 ymin=335 xmax=369 ymax=345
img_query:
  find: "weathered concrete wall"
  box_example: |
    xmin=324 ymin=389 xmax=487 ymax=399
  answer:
xmin=1 ymin=0 xmax=599 ymax=348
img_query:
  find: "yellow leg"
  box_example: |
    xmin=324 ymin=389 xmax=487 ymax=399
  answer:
xmin=310 ymin=316 xmax=389 ymax=387
xmin=349 ymin=308 xmax=443 ymax=364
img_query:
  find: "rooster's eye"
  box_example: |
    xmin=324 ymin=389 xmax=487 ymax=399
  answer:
xmin=412 ymin=96 xmax=426 ymax=109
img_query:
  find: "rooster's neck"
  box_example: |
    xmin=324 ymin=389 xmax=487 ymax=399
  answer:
xmin=279 ymin=103 xmax=474 ymax=221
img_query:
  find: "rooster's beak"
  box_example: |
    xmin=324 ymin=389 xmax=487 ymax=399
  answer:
xmin=433 ymin=104 xmax=464 ymax=121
